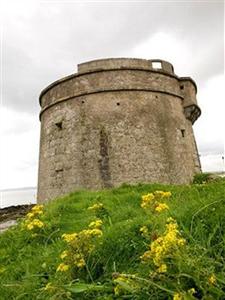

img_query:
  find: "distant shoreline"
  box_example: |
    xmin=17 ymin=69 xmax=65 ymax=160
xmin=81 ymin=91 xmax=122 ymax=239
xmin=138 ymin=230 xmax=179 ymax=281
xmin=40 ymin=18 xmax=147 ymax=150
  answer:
xmin=0 ymin=187 xmax=37 ymax=193
xmin=0 ymin=188 xmax=37 ymax=209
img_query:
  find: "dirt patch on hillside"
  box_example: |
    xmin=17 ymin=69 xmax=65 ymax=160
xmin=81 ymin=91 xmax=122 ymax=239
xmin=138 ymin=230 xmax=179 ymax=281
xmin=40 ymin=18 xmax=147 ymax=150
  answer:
xmin=0 ymin=204 xmax=34 ymax=223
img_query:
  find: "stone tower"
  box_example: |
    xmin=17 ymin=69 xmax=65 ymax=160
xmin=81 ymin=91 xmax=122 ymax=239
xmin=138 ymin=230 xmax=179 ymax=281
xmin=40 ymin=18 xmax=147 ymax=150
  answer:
xmin=37 ymin=58 xmax=201 ymax=203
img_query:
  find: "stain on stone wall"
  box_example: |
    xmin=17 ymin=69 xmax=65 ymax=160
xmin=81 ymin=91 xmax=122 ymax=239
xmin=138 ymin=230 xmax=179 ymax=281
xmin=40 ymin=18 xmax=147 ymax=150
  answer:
xmin=98 ymin=127 xmax=112 ymax=188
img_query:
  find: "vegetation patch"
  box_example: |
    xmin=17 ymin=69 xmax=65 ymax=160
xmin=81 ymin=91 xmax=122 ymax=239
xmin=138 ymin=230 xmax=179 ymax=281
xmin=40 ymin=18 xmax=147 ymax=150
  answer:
xmin=1 ymin=179 xmax=225 ymax=299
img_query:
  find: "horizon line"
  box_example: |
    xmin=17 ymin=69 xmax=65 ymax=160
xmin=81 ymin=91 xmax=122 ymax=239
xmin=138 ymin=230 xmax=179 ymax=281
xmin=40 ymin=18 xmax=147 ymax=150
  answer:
xmin=0 ymin=186 xmax=37 ymax=192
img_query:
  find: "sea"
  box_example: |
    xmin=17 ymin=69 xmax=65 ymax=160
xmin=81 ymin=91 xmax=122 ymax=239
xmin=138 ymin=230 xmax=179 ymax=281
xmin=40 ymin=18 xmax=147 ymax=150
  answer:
xmin=0 ymin=187 xmax=37 ymax=209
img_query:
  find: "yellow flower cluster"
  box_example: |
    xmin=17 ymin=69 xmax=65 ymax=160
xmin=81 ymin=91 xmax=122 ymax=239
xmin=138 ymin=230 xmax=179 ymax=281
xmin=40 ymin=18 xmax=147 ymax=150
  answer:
xmin=208 ymin=274 xmax=216 ymax=285
xmin=173 ymin=288 xmax=196 ymax=300
xmin=157 ymin=263 xmax=167 ymax=273
xmin=188 ymin=288 xmax=196 ymax=295
xmin=141 ymin=193 xmax=154 ymax=209
xmin=88 ymin=201 xmax=109 ymax=219
xmin=26 ymin=205 xmax=44 ymax=219
xmin=56 ymin=263 xmax=69 ymax=272
xmin=88 ymin=219 xmax=103 ymax=229
xmin=62 ymin=228 xmax=102 ymax=243
xmin=44 ymin=282 xmax=53 ymax=291
xmin=62 ymin=233 xmax=78 ymax=243
xmin=140 ymin=218 xmax=185 ymax=272
xmin=88 ymin=202 xmax=104 ymax=211
xmin=154 ymin=191 xmax=171 ymax=198
xmin=155 ymin=203 xmax=169 ymax=212
xmin=24 ymin=205 xmax=45 ymax=231
xmin=139 ymin=226 xmax=148 ymax=236
xmin=173 ymin=292 xmax=183 ymax=300
xmin=73 ymin=254 xmax=86 ymax=268
xmin=141 ymin=191 xmax=171 ymax=212
xmin=60 ymin=250 xmax=69 ymax=260
xmin=27 ymin=219 xmax=44 ymax=230
xmin=58 ymin=218 xmax=103 ymax=272
xmin=113 ymin=273 xmax=138 ymax=296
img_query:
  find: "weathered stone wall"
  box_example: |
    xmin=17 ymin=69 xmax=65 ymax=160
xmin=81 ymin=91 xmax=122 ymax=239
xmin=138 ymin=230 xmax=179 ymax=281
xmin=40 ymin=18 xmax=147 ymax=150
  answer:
xmin=37 ymin=58 xmax=201 ymax=202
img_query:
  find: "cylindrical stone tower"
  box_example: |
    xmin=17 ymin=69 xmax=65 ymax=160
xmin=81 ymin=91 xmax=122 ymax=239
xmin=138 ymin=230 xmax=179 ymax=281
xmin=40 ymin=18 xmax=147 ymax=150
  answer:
xmin=37 ymin=58 xmax=201 ymax=202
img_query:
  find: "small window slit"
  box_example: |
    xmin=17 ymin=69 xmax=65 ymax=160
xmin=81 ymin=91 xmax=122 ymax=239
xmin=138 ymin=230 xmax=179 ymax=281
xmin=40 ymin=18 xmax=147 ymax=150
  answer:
xmin=181 ymin=129 xmax=185 ymax=137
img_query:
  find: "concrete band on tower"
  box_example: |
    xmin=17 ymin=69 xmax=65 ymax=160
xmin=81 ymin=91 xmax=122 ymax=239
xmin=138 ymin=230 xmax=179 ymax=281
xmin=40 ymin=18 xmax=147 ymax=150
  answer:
xmin=37 ymin=58 xmax=201 ymax=203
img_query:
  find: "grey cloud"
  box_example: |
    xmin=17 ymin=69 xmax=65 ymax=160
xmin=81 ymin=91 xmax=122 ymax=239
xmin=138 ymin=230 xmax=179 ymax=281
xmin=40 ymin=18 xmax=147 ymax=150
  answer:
xmin=2 ymin=1 xmax=224 ymax=113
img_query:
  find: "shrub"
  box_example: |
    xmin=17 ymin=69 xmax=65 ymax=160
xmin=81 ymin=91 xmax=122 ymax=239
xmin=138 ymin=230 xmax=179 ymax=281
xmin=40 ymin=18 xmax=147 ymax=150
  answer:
xmin=193 ymin=172 xmax=211 ymax=184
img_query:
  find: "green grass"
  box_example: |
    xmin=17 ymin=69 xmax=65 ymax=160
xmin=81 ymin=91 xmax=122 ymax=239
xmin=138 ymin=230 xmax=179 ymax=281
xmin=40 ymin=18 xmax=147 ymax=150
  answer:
xmin=0 ymin=179 xmax=225 ymax=299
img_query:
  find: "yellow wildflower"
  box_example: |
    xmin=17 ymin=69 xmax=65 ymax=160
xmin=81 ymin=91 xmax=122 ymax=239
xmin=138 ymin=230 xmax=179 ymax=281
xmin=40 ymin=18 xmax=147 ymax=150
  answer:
xmin=142 ymin=193 xmax=154 ymax=202
xmin=141 ymin=191 xmax=171 ymax=211
xmin=177 ymin=238 xmax=186 ymax=246
xmin=208 ymin=274 xmax=216 ymax=285
xmin=27 ymin=219 xmax=44 ymax=230
xmin=33 ymin=219 xmax=44 ymax=227
xmin=154 ymin=191 xmax=171 ymax=198
xmin=89 ymin=228 xmax=103 ymax=236
xmin=157 ymin=264 xmax=167 ymax=273
xmin=76 ymin=258 xmax=85 ymax=268
xmin=114 ymin=284 xmax=121 ymax=296
xmin=88 ymin=203 xmax=104 ymax=211
xmin=140 ymin=226 xmax=148 ymax=236
xmin=62 ymin=233 xmax=77 ymax=243
xmin=155 ymin=202 xmax=169 ymax=212
xmin=141 ymin=193 xmax=155 ymax=209
xmin=88 ymin=219 xmax=103 ymax=229
xmin=114 ymin=276 xmax=128 ymax=296
xmin=44 ymin=282 xmax=54 ymax=291
xmin=154 ymin=191 xmax=165 ymax=197
xmin=60 ymin=217 xmax=103 ymax=272
xmin=27 ymin=223 xmax=34 ymax=230
xmin=60 ymin=250 xmax=69 ymax=260
xmin=188 ymin=288 xmax=196 ymax=295
xmin=167 ymin=217 xmax=175 ymax=223
xmin=28 ymin=205 xmax=44 ymax=217
xmin=173 ymin=293 xmax=183 ymax=300
xmin=162 ymin=191 xmax=172 ymax=198
xmin=166 ymin=222 xmax=178 ymax=232
xmin=26 ymin=212 xmax=35 ymax=219
xmin=141 ymin=219 xmax=186 ymax=267
xmin=56 ymin=263 xmax=69 ymax=272
xmin=71 ymin=253 xmax=86 ymax=268
xmin=32 ymin=204 xmax=44 ymax=211
xmin=80 ymin=228 xmax=103 ymax=237
xmin=140 ymin=250 xmax=151 ymax=262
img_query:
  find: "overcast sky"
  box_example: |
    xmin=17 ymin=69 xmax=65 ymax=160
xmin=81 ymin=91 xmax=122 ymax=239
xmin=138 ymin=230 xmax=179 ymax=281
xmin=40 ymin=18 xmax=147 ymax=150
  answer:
xmin=0 ymin=0 xmax=224 ymax=189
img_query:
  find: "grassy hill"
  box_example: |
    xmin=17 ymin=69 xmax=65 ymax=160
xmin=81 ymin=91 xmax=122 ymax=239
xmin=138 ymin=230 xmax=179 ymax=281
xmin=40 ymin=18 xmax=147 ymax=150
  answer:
xmin=0 ymin=177 xmax=225 ymax=299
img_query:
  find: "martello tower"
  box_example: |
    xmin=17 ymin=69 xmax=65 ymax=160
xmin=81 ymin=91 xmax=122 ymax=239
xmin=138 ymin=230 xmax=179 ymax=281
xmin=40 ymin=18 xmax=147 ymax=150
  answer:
xmin=37 ymin=58 xmax=201 ymax=203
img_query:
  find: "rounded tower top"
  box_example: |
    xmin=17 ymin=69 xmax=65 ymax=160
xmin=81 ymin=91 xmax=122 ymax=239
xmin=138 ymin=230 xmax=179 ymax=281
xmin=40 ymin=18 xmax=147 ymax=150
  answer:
xmin=78 ymin=58 xmax=175 ymax=75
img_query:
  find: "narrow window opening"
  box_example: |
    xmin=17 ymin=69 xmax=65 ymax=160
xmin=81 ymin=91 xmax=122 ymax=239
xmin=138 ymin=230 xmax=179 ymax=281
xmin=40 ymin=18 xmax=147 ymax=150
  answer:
xmin=82 ymin=100 xmax=85 ymax=104
xmin=55 ymin=121 xmax=62 ymax=129
xmin=117 ymin=102 xmax=120 ymax=106
xmin=152 ymin=62 xmax=162 ymax=69
xmin=155 ymin=95 xmax=158 ymax=99
xmin=181 ymin=129 xmax=185 ymax=137
xmin=180 ymin=85 xmax=184 ymax=90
